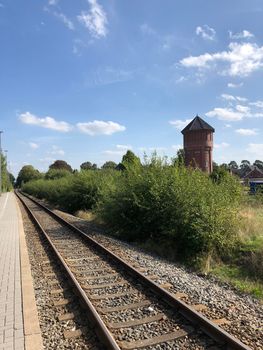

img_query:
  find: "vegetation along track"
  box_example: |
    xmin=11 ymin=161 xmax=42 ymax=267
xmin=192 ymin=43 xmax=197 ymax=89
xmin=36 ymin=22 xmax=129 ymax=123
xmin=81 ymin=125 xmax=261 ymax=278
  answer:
xmin=16 ymin=191 xmax=251 ymax=350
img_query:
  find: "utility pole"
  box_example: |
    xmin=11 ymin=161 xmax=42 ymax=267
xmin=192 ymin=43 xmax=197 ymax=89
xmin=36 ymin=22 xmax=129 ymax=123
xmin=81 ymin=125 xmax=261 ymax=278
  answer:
xmin=0 ymin=131 xmax=3 ymax=196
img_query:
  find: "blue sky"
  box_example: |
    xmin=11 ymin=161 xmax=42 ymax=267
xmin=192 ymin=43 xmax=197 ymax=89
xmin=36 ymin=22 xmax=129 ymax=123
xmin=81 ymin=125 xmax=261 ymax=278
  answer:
xmin=1 ymin=0 xmax=263 ymax=175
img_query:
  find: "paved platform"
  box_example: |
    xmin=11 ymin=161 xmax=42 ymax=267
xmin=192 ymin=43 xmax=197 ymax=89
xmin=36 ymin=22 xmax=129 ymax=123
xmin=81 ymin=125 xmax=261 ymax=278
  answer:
xmin=0 ymin=193 xmax=42 ymax=350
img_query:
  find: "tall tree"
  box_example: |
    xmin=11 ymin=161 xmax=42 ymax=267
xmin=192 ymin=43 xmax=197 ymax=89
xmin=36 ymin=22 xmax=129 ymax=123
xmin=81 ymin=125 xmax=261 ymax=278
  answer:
xmin=172 ymin=148 xmax=185 ymax=166
xmin=240 ymin=160 xmax=251 ymax=169
xmin=253 ymin=160 xmax=263 ymax=170
xmin=102 ymin=161 xmax=117 ymax=169
xmin=49 ymin=160 xmax=73 ymax=172
xmin=16 ymin=165 xmax=42 ymax=187
xmin=228 ymin=161 xmax=238 ymax=170
xmin=80 ymin=161 xmax=97 ymax=170
xmin=0 ymin=154 xmax=12 ymax=191
xmin=122 ymin=150 xmax=141 ymax=168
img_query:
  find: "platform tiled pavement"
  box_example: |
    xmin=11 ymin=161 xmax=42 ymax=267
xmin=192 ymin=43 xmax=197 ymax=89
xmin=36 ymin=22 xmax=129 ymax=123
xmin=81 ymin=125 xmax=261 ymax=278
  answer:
xmin=0 ymin=193 xmax=25 ymax=350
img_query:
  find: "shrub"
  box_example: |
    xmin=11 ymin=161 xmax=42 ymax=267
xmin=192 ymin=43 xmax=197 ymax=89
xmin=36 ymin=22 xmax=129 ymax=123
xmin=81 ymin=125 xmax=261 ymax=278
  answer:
xmin=97 ymin=157 xmax=242 ymax=267
xmin=22 ymin=169 xmax=119 ymax=214
xmin=45 ymin=169 xmax=72 ymax=180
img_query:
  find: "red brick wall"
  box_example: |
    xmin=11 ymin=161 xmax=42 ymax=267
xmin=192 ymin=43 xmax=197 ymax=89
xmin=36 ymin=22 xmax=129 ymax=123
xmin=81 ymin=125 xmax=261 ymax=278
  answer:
xmin=183 ymin=130 xmax=213 ymax=173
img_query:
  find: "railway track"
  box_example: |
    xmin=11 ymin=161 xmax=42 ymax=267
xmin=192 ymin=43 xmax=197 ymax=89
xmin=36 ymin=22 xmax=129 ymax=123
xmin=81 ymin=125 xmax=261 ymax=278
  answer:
xmin=16 ymin=191 xmax=251 ymax=350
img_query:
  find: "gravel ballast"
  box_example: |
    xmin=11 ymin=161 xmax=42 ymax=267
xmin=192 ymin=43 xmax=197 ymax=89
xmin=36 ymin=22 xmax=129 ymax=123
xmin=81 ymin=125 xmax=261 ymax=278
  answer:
xmin=18 ymin=200 xmax=102 ymax=350
xmin=54 ymin=209 xmax=263 ymax=350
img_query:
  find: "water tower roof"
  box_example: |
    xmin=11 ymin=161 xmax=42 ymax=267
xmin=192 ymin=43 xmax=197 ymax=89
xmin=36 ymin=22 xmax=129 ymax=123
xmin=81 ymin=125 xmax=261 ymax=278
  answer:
xmin=181 ymin=116 xmax=215 ymax=134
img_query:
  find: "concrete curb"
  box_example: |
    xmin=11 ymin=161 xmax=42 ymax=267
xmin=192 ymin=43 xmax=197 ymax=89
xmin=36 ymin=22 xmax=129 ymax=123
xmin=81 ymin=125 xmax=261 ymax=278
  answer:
xmin=15 ymin=195 xmax=43 ymax=350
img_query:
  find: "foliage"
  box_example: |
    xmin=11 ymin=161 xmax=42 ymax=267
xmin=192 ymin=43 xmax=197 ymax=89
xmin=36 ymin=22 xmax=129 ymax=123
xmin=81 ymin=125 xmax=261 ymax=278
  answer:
xmin=253 ymin=160 xmax=263 ymax=171
xmin=121 ymin=150 xmax=141 ymax=169
xmin=45 ymin=168 xmax=72 ymax=180
xmin=49 ymin=160 xmax=73 ymax=172
xmin=80 ymin=161 xmax=97 ymax=170
xmin=172 ymin=148 xmax=185 ymax=167
xmin=102 ymin=161 xmax=117 ymax=169
xmin=97 ymin=156 xmax=242 ymax=266
xmin=228 ymin=160 xmax=238 ymax=170
xmin=240 ymin=160 xmax=250 ymax=169
xmin=0 ymin=154 xmax=13 ymax=191
xmin=212 ymin=265 xmax=263 ymax=299
xmin=22 ymin=169 xmax=118 ymax=213
xmin=16 ymin=165 xmax=43 ymax=187
xmin=22 ymin=155 xmax=243 ymax=268
xmin=210 ymin=164 xmax=229 ymax=184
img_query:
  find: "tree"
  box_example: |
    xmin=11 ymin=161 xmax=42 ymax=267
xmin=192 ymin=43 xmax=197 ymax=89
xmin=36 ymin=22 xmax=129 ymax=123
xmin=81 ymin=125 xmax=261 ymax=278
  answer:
xmin=80 ymin=161 xmax=98 ymax=171
xmin=102 ymin=161 xmax=117 ymax=170
xmin=8 ymin=173 xmax=15 ymax=187
xmin=45 ymin=168 xmax=72 ymax=180
xmin=228 ymin=161 xmax=238 ymax=170
xmin=172 ymin=149 xmax=185 ymax=167
xmin=16 ymin=165 xmax=42 ymax=187
xmin=210 ymin=165 xmax=229 ymax=184
xmin=49 ymin=160 xmax=72 ymax=172
xmin=0 ymin=154 xmax=13 ymax=191
xmin=240 ymin=160 xmax=250 ymax=169
xmin=253 ymin=160 xmax=263 ymax=171
xmin=121 ymin=150 xmax=141 ymax=169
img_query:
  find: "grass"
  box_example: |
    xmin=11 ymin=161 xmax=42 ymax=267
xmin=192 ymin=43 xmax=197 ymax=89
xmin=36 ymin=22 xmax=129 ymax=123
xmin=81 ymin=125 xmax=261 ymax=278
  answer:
xmin=212 ymin=197 xmax=263 ymax=300
xmin=75 ymin=196 xmax=263 ymax=300
xmin=212 ymin=265 xmax=263 ymax=300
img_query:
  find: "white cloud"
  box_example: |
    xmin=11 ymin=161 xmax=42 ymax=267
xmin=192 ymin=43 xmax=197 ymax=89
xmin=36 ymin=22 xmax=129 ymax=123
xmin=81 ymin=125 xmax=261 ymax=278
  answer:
xmin=181 ymin=42 xmax=263 ymax=77
xmin=221 ymin=93 xmax=236 ymax=101
xmin=40 ymin=157 xmax=56 ymax=163
xmin=104 ymin=144 xmax=131 ymax=156
xmin=148 ymin=147 xmax=167 ymax=151
xmin=53 ymin=12 xmax=74 ymax=30
xmin=169 ymin=119 xmax=192 ymax=130
xmin=77 ymin=120 xmax=126 ymax=135
xmin=19 ymin=112 xmax=72 ymax=132
xmin=207 ymin=94 xmax=263 ymax=122
xmin=48 ymin=0 xmax=59 ymax=5
xmin=140 ymin=23 xmax=155 ymax=35
xmin=172 ymin=144 xmax=183 ymax=152
xmin=247 ymin=143 xmax=263 ymax=157
xmin=104 ymin=150 xmax=123 ymax=156
xmin=86 ymin=67 xmax=135 ymax=86
xmin=235 ymin=128 xmax=258 ymax=136
xmin=214 ymin=142 xmax=230 ymax=149
xmin=229 ymin=30 xmax=254 ymax=40
xmin=236 ymin=104 xmax=250 ymax=113
xmin=206 ymin=108 xmax=244 ymax=121
xmin=77 ymin=0 xmax=107 ymax=38
xmin=221 ymin=94 xmax=247 ymax=103
xmin=250 ymin=100 xmax=263 ymax=108
xmin=116 ymin=144 xmax=132 ymax=150
xmin=49 ymin=145 xmax=65 ymax=155
xmin=227 ymin=82 xmax=243 ymax=88
xmin=175 ymin=76 xmax=187 ymax=83
xmin=29 ymin=142 xmax=39 ymax=149
xmin=196 ymin=25 xmax=216 ymax=41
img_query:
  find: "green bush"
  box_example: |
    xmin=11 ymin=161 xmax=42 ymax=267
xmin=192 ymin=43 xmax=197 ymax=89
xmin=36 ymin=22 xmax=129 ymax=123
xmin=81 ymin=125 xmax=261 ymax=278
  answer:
xmin=22 ymin=169 xmax=118 ymax=213
xmin=97 ymin=157 xmax=242 ymax=266
xmin=45 ymin=169 xmax=72 ymax=180
xmin=22 ymin=157 xmax=242 ymax=268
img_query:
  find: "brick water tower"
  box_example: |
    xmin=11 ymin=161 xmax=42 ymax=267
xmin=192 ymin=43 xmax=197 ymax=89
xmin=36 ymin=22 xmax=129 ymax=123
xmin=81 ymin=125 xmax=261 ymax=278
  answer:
xmin=181 ymin=115 xmax=215 ymax=174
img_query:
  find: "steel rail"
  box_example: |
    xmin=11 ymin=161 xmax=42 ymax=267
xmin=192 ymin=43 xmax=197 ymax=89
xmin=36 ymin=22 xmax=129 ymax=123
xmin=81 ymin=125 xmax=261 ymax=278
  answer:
xmin=17 ymin=191 xmax=251 ymax=350
xmin=16 ymin=191 xmax=121 ymax=350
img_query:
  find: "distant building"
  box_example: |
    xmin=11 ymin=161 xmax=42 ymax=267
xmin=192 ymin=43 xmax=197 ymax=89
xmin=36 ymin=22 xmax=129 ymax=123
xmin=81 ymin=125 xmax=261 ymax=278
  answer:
xmin=232 ymin=165 xmax=263 ymax=184
xmin=181 ymin=116 xmax=215 ymax=174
